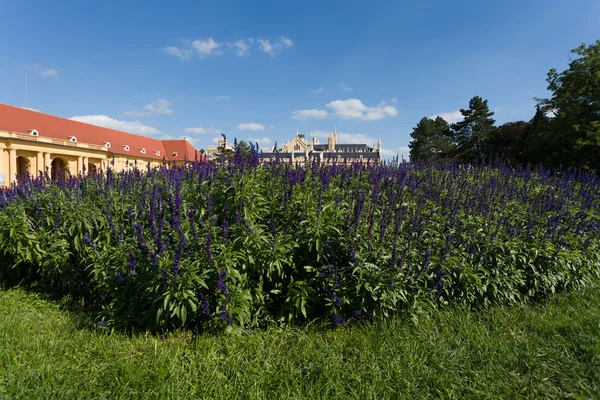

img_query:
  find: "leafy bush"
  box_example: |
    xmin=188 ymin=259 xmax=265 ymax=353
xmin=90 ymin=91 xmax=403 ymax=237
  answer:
xmin=1 ymin=150 xmax=599 ymax=331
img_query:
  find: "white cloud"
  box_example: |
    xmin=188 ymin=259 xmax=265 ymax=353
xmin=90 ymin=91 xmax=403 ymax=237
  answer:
xmin=40 ymin=69 xmax=59 ymax=78
xmin=122 ymin=110 xmax=147 ymax=117
xmin=164 ymin=36 xmax=291 ymax=59
xmin=124 ymin=99 xmax=173 ymax=116
xmin=247 ymin=137 xmax=273 ymax=147
xmin=269 ymin=124 xmax=276 ymax=129
xmin=430 ymin=110 xmax=463 ymax=124
xmin=339 ymin=83 xmax=353 ymax=91
xmin=237 ymin=122 xmax=265 ymax=131
xmin=211 ymin=136 xmax=222 ymax=144
xmin=310 ymin=87 xmax=324 ymax=94
xmin=258 ymin=37 xmax=293 ymax=56
xmin=391 ymin=97 xmax=398 ymax=104
xmin=292 ymin=109 xmax=328 ymax=120
xmin=69 ymin=115 xmax=162 ymax=135
xmin=162 ymin=46 xmax=193 ymax=60
xmin=144 ymin=99 xmax=173 ymax=115
xmin=258 ymin=39 xmax=274 ymax=55
xmin=192 ymin=38 xmax=221 ymax=57
xmin=163 ymin=38 xmax=221 ymax=60
xmin=326 ymin=99 xmax=398 ymax=121
xmin=280 ymin=37 xmax=293 ymax=47
xmin=216 ymin=95 xmax=230 ymax=101
xmin=183 ymin=126 xmax=220 ymax=135
xmin=228 ymin=39 xmax=252 ymax=56
xmin=381 ymin=146 xmax=410 ymax=159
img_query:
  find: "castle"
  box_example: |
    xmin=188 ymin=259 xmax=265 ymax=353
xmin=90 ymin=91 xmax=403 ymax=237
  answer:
xmin=259 ymin=127 xmax=381 ymax=164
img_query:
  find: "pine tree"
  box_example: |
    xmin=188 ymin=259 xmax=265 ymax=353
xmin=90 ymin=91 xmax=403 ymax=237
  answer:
xmin=408 ymin=117 xmax=454 ymax=162
xmin=449 ymin=96 xmax=496 ymax=164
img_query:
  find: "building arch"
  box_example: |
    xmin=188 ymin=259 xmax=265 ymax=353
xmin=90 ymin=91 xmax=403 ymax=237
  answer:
xmin=51 ymin=157 xmax=68 ymax=180
xmin=16 ymin=156 xmax=30 ymax=181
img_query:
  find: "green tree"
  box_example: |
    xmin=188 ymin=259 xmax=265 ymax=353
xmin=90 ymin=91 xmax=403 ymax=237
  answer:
xmin=523 ymin=106 xmax=552 ymax=166
xmin=449 ymin=96 xmax=496 ymax=164
xmin=536 ymin=40 xmax=600 ymax=171
xmin=488 ymin=121 xmax=529 ymax=165
xmin=408 ymin=117 xmax=454 ymax=162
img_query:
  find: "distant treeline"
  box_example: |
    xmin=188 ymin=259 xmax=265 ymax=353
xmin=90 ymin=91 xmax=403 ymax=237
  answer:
xmin=409 ymin=40 xmax=600 ymax=172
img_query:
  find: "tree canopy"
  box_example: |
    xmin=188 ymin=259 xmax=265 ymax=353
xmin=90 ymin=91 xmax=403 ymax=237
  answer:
xmin=407 ymin=40 xmax=600 ymax=172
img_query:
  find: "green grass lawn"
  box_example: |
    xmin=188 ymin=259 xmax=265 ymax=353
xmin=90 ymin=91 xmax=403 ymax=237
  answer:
xmin=1 ymin=285 xmax=599 ymax=399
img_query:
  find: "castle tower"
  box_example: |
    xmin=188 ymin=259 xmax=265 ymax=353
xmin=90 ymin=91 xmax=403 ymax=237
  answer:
xmin=377 ymin=137 xmax=382 ymax=154
xmin=327 ymin=131 xmax=335 ymax=151
xmin=333 ymin=125 xmax=338 ymax=144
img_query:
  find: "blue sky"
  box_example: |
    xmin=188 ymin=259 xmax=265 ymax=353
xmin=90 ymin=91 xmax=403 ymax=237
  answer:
xmin=1 ymin=0 xmax=598 ymax=158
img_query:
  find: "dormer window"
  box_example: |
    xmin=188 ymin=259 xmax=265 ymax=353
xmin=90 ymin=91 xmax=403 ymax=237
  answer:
xmin=29 ymin=129 xmax=39 ymax=136
xmin=154 ymin=150 xmax=161 ymax=156
xmin=172 ymin=152 xmax=178 ymax=157
xmin=139 ymin=148 xmax=146 ymax=154
xmin=69 ymin=136 xmax=77 ymax=143
xmin=104 ymin=142 xmax=111 ymax=148
xmin=122 ymin=145 xmax=130 ymax=151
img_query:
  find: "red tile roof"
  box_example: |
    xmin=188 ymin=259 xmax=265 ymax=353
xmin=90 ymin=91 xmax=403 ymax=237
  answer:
xmin=0 ymin=103 xmax=203 ymax=162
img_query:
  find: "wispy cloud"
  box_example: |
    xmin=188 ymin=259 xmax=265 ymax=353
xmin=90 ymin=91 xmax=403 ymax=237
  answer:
xmin=391 ymin=97 xmax=398 ymax=104
xmin=124 ymin=99 xmax=173 ymax=117
xmin=183 ymin=126 xmax=221 ymax=135
xmin=237 ymin=122 xmax=265 ymax=131
xmin=430 ymin=110 xmax=463 ymax=123
xmin=326 ymin=99 xmax=398 ymax=121
xmin=292 ymin=109 xmax=328 ymax=120
xmin=162 ymin=38 xmax=221 ymax=60
xmin=258 ymin=36 xmax=294 ymax=56
xmin=339 ymin=83 xmax=353 ymax=91
xmin=258 ymin=39 xmax=275 ymax=56
xmin=292 ymin=99 xmax=398 ymax=121
xmin=69 ymin=115 xmax=161 ymax=135
xmin=228 ymin=38 xmax=253 ymax=57
xmin=279 ymin=37 xmax=293 ymax=48
xmin=216 ymin=95 xmax=230 ymax=101
xmin=164 ymin=36 xmax=292 ymax=60
xmin=162 ymin=45 xmax=193 ymax=60
xmin=40 ymin=69 xmax=59 ymax=78
xmin=381 ymin=146 xmax=410 ymax=159
xmin=310 ymin=87 xmax=324 ymax=94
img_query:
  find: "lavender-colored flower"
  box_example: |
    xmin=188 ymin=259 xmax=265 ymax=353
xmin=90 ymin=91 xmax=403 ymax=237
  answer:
xmin=332 ymin=293 xmax=344 ymax=307
xmin=217 ymin=270 xmax=231 ymax=301
xmin=83 ymin=233 xmax=93 ymax=246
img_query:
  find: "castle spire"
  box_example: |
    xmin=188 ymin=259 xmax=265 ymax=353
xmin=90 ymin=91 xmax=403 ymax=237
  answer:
xmin=333 ymin=124 xmax=338 ymax=144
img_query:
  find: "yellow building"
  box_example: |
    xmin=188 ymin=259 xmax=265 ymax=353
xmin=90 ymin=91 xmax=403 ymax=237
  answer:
xmin=0 ymin=104 xmax=203 ymax=186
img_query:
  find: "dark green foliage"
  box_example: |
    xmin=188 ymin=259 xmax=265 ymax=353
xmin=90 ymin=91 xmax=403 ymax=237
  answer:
xmin=449 ymin=96 xmax=497 ymax=163
xmin=1 ymin=158 xmax=599 ymax=332
xmin=536 ymin=40 xmax=600 ymax=171
xmin=408 ymin=117 xmax=455 ymax=162
xmin=409 ymin=41 xmax=600 ymax=173
xmin=488 ymin=121 xmax=529 ymax=165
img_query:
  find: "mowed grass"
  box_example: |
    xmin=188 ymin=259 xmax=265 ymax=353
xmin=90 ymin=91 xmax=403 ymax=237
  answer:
xmin=1 ymin=285 xmax=599 ymax=399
